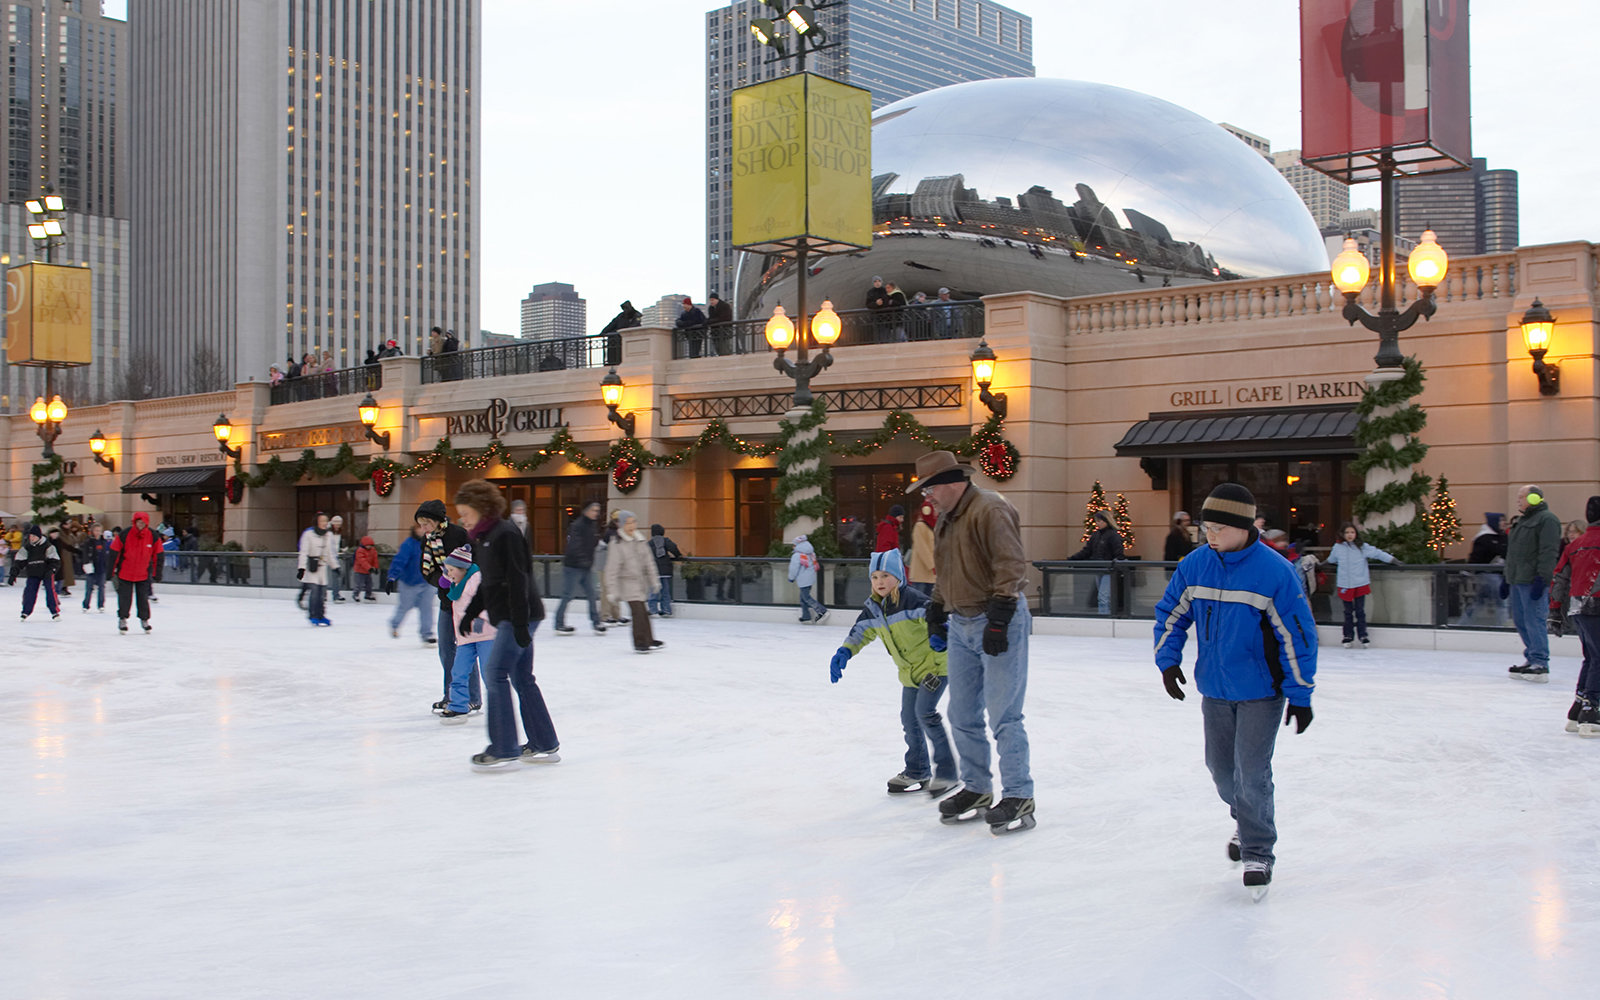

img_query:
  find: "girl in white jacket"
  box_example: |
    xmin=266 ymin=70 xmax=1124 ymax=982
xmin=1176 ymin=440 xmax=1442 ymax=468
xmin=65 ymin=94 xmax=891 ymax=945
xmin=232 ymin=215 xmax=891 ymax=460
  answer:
xmin=296 ymin=513 xmax=340 ymax=626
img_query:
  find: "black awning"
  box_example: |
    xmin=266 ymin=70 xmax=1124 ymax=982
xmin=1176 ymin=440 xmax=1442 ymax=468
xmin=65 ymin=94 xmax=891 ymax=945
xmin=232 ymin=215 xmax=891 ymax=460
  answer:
xmin=1114 ymin=408 xmax=1360 ymax=459
xmin=121 ymin=467 xmax=227 ymax=495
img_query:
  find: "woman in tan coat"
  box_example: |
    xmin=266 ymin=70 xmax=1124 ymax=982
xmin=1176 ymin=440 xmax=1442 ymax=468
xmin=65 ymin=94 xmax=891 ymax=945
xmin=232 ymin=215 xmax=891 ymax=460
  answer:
xmin=908 ymin=500 xmax=937 ymax=597
xmin=602 ymin=510 xmax=662 ymax=652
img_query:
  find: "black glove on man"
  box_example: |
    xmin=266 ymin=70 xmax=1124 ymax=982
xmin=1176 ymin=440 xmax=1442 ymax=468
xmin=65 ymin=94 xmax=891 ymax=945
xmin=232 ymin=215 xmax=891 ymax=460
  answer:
xmin=926 ymin=601 xmax=949 ymax=648
xmin=1161 ymin=665 xmax=1187 ymax=700
xmin=1284 ymin=703 xmax=1314 ymax=733
xmin=458 ymin=616 xmax=473 ymax=638
xmin=983 ymin=595 xmax=1017 ymax=656
xmin=514 ymin=625 xmax=533 ymax=648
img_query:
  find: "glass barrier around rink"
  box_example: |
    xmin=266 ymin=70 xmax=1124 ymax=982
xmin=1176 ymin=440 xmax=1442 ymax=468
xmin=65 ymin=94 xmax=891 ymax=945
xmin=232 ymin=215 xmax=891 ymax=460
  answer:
xmin=1034 ymin=560 xmax=1517 ymax=630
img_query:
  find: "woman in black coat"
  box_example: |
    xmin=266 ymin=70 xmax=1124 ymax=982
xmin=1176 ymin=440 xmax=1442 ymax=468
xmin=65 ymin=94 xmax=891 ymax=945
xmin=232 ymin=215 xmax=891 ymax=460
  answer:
xmin=1164 ymin=511 xmax=1195 ymax=562
xmin=1068 ymin=510 xmax=1124 ymax=615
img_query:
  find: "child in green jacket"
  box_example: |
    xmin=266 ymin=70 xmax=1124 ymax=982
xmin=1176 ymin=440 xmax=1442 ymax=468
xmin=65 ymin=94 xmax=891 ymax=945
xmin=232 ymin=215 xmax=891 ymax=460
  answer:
xmin=830 ymin=549 xmax=958 ymax=797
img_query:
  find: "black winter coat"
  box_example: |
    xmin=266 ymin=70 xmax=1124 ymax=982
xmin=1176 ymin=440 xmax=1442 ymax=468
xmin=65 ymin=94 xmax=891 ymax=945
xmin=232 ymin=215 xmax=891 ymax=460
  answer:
xmin=1164 ymin=528 xmax=1193 ymax=562
xmin=1069 ymin=526 xmax=1124 ymax=562
xmin=1468 ymin=529 xmax=1507 ymax=565
xmin=865 ymin=286 xmax=891 ymax=310
xmin=424 ymin=522 xmax=471 ymax=608
xmin=649 ymin=533 xmax=683 ymax=576
xmin=562 ymin=515 xmax=601 ymax=569
xmin=462 ymin=517 xmax=544 ymax=633
xmin=9 ymin=539 xmax=59 ymax=581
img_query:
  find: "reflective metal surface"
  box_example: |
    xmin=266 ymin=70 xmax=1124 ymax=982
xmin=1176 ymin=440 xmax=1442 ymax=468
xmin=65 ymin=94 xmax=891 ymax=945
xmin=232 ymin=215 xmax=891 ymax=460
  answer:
xmin=737 ymin=78 xmax=1329 ymax=318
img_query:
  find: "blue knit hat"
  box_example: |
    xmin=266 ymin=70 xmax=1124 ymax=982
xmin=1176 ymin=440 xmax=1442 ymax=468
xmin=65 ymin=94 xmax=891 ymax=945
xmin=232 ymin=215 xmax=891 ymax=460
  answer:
xmin=868 ymin=548 xmax=906 ymax=583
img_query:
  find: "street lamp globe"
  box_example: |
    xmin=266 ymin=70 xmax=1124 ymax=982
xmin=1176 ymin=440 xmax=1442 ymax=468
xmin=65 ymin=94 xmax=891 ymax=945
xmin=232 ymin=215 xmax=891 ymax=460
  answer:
xmin=764 ymin=305 xmax=796 ymax=351
xmin=811 ymin=300 xmax=841 ymax=347
xmin=969 ymin=339 xmax=997 ymax=387
xmin=357 ymin=393 xmax=380 ymax=428
xmin=46 ymin=395 xmax=67 ymax=423
xmin=90 ymin=430 xmax=107 ymax=455
xmin=29 ymin=397 xmax=48 ymax=425
xmin=1520 ymin=298 xmax=1555 ymax=354
xmin=1330 ymin=238 xmax=1370 ymax=296
xmin=599 ymin=369 xmax=624 ymax=408
xmin=213 ymin=414 xmax=233 ymax=443
xmin=1406 ymin=229 xmax=1448 ymax=290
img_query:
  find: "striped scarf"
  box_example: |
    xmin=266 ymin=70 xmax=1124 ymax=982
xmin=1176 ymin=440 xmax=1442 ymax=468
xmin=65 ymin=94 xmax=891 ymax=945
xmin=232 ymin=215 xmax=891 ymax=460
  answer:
xmin=421 ymin=525 xmax=448 ymax=579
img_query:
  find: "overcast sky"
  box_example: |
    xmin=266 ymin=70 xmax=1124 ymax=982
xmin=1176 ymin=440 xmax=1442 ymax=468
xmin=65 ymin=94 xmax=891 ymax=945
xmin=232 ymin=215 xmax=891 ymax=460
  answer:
xmin=107 ymin=1 xmax=1600 ymax=338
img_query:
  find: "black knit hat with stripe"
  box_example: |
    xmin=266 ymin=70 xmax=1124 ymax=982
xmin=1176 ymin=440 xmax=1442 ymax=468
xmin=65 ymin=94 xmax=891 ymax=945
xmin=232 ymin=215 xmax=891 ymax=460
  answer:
xmin=1201 ymin=483 xmax=1257 ymax=531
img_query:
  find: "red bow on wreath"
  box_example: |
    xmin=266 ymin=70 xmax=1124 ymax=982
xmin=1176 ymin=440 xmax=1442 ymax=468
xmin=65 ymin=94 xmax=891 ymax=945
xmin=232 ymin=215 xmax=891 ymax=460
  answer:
xmin=978 ymin=439 xmax=1018 ymax=481
xmin=612 ymin=457 xmax=640 ymax=493
xmin=371 ymin=468 xmax=395 ymax=497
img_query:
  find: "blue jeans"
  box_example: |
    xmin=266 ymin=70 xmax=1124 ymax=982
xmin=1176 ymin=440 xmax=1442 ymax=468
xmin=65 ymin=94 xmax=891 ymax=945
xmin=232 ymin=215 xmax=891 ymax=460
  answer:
xmin=81 ymin=571 xmax=106 ymax=609
xmin=1509 ymin=582 xmax=1551 ymax=667
xmin=21 ymin=575 xmax=59 ymax=616
xmin=1341 ymin=594 xmax=1368 ymax=641
xmin=389 ymin=580 xmax=435 ymax=638
xmin=436 ymin=604 xmax=480 ymax=705
xmin=482 ymin=626 xmax=558 ymax=758
xmin=1095 ymin=574 xmax=1111 ymax=615
xmin=900 ymin=677 xmax=957 ymax=781
xmin=648 ymin=576 xmax=673 ymax=615
xmin=945 ymin=603 xmax=1033 ymax=798
xmin=306 ymin=583 xmax=326 ymax=621
xmin=1573 ymin=615 xmax=1600 ymax=703
xmin=555 ymin=565 xmax=598 ymax=628
xmin=449 ymin=640 xmax=488 ymax=713
xmin=797 ymin=584 xmax=827 ymax=621
xmin=1202 ymin=695 xmax=1283 ymax=865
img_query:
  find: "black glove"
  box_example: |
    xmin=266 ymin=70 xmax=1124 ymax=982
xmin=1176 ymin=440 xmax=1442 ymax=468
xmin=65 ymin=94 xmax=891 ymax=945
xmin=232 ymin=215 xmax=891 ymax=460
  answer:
xmin=1530 ymin=576 xmax=1548 ymax=602
xmin=458 ymin=616 xmax=473 ymax=637
xmin=514 ymin=625 xmax=532 ymax=648
xmin=384 ymin=578 xmax=396 ymax=594
xmin=1284 ymin=703 xmax=1313 ymax=733
xmin=1161 ymin=665 xmax=1187 ymax=701
xmin=296 ymin=568 xmax=304 ymax=580
xmin=926 ymin=601 xmax=949 ymax=648
xmin=982 ymin=595 xmax=1017 ymax=656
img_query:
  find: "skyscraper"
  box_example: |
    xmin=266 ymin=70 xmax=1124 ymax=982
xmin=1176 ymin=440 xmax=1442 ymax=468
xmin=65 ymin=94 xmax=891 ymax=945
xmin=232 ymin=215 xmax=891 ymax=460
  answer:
xmin=519 ymin=281 xmax=586 ymax=341
xmin=1271 ymin=150 xmax=1350 ymax=231
xmin=127 ymin=0 xmax=480 ymax=392
xmin=1395 ymin=157 xmax=1519 ymax=258
xmin=1 ymin=0 xmax=128 ymax=412
xmin=705 ymin=0 xmax=1034 ymax=304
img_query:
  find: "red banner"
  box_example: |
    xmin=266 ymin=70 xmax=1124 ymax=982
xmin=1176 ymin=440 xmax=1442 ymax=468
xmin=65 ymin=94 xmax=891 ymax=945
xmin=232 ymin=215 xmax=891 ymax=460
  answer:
xmin=1300 ymin=0 xmax=1471 ymax=182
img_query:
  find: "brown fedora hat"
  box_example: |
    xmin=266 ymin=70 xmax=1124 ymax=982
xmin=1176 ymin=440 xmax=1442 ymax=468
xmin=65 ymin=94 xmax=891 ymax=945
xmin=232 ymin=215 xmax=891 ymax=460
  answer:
xmin=907 ymin=450 xmax=974 ymax=493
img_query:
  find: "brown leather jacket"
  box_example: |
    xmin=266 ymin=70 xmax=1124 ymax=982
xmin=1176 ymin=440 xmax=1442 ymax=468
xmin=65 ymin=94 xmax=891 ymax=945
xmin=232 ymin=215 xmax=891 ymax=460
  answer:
xmin=929 ymin=484 xmax=1028 ymax=616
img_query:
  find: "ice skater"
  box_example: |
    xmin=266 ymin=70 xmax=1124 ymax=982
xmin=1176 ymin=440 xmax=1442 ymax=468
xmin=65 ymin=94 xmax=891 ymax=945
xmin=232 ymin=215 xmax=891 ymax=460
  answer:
xmin=296 ymin=512 xmax=338 ymax=626
xmin=911 ymin=450 xmax=1035 ymax=835
xmin=787 ymin=533 xmax=829 ymax=624
xmin=437 ymin=544 xmax=492 ymax=724
xmin=80 ymin=530 xmax=110 ymax=612
xmin=111 ymin=512 xmax=159 ymax=633
xmin=829 ymin=548 xmax=957 ymax=798
xmin=1551 ymin=496 xmax=1600 ymax=736
xmin=416 ymin=499 xmax=478 ymax=716
xmin=386 ymin=524 xmax=436 ymax=644
xmin=1154 ymin=483 xmax=1318 ymax=900
xmin=1322 ymin=524 xmax=1399 ymax=648
xmin=602 ymin=510 xmax=663 ymax=652
xmin=351 ymin=535 xmax=380 ymax=602
xmin=11 ymin=525 xmax=61 ymax=620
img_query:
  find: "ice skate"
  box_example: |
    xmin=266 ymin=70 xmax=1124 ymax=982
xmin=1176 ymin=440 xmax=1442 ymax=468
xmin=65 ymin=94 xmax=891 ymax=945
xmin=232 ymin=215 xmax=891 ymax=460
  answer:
xmin=1227 ymin=828 xmax=1242 ymax=863
xmin=140 ymin=620 xmax=151 ymax=633
xmin=1341 ymin=639 xmax=1352 ymax=649
xmin=438 ymin=708 xmax=470 ymax=725
xmin=520 ymin=745 xmax=561 ymax=764
xmin=1579 ymin=705 xmax=1600 ymax=739
xmin=470 ymin=750 xmax=520 ymax=772
xmin=984 ymin=797 xmax=1036 ymax=836
xmin=925 ymin=777 xmax=959 ymax=799
xmin=118 ymin=618 xmax=128 ymax=633
xmin=1511 ymin=665 xmax=1550 ymax=683
xmin=554 ymin=624 xmax=575 ymax=634
xmin=1359 ymin=637 xmax=1370 ymax=648
xmin=938 ymin=788 xmax=993 ymax=825
xmin=887 ymin=772 xmax=929 ymax=794
xmin=1242 ymin=860 xmax=1272 ymax=901
xmin=52 ymin=613 xmax=60 ymax=620
xmin=1567 ymin=699 xmax=1584 ymax=734
xmin=431 ymin=700 xmax=449 ymax=715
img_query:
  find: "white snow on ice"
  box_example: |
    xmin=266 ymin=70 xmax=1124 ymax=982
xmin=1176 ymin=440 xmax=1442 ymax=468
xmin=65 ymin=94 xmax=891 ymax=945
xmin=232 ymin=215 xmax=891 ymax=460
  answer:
xmin=4 ymin=592 xmax=1599 ymax=999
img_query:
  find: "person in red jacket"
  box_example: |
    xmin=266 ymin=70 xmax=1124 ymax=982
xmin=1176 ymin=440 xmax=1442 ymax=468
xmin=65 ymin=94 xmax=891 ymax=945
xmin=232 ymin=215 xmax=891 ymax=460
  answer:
xmin=112 ymin=511 xmax=160 ymax=633
xmin=1551 ymin=496 xmax=1600 ymax=736
xmin=875 ymin=505 xmax=905 ymax=553
xmin=351 ymin=535 xmax=380 ymax=602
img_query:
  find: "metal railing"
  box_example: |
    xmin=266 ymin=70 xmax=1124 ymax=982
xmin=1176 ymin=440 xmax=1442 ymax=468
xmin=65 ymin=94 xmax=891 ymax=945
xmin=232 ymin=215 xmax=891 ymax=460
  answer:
xmin=421 ymin=333 xmax=618 ymax=384
xmin=270 ymin=365 xmax=382 ymax=405
xmin=670 ymin=302 xmax=986 ymax=359
xmin=1035 ymin=561 xmax=1517 ymax=630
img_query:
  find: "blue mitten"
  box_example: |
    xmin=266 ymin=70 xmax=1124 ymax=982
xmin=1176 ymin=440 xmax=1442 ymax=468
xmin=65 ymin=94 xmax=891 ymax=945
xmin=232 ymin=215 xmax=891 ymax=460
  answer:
xmin=1530 ymin=576 xmax=1547 ymax=601
xmin=829 ymin=647 xmax=852 ymax=683
xmin=928 ymin=632 xmax=947 ymax=653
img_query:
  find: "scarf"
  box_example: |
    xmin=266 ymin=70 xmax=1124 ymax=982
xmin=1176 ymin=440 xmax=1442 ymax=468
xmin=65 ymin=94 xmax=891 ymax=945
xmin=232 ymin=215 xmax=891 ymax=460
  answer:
xmin=446 ymin=563 xmax=479 ymax=602
xmin=421 ymin=523 xmax=449 ymax=579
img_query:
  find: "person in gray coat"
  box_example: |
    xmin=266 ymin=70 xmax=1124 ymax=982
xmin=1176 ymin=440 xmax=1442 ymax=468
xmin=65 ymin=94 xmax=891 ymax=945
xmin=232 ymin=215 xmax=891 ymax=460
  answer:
xmin=787 ymin=533 xmax=829 ymax=624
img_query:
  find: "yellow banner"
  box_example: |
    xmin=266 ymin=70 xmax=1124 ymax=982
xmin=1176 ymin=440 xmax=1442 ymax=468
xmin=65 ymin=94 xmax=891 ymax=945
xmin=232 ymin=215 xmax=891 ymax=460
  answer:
xmin=731 ymin=74 xmax=871 ymax=252
xmin=4 ymin=263 xmax=92 ymax=366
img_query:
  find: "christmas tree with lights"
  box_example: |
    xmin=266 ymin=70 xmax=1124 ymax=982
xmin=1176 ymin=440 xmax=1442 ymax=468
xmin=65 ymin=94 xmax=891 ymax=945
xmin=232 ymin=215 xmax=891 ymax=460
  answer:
xmin=1113 ymin=492 xmax=1137 ymax=549
xmin=1081 ymin=481 xmax=1111 ymax=543
xmin=1426 ymin=476 xmax=1464 ymax=557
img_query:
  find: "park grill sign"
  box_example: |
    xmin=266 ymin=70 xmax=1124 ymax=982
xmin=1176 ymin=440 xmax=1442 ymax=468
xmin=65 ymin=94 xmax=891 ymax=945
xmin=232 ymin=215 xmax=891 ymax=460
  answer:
xmin=445 ymin=398 xmax=565 ymax=438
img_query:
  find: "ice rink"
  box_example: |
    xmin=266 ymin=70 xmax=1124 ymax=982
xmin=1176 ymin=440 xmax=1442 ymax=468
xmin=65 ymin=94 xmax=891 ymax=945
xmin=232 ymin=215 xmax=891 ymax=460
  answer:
xmin=5 ymin=591 xmax=1599 ymax=999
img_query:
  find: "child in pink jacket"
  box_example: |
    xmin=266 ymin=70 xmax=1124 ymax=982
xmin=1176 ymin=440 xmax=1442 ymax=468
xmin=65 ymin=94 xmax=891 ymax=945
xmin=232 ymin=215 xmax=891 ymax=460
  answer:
xmin=439 ymin=544 xmax=494 ymax=723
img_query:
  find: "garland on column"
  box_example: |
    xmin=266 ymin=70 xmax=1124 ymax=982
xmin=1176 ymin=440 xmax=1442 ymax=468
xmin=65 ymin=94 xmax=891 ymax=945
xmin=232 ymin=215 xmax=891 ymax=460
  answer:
xmin=775 ymin=402 xmax=834 ymax=550
xmin=31 ymin=454 xmax=67 ymax=526
xmin=1352 ymin=356 xmax=1435 ymax=562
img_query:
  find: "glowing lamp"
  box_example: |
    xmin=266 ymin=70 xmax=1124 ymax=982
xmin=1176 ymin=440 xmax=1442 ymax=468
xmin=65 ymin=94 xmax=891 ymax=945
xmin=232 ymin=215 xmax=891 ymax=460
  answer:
xmin=811 ymin=300 xmax=840 ymax=347
xmin=1406 ymin=229 xmax=1448 ymax=289
xmin=1330 ymin=238 xmax=1370 ymax=296
xmin=46 ymin=395 xmax=67 ymax=423
xmin=764 ymin=305 xmax=796 ymax=351
xmin=29 ymin=397 xmax=49 ymax=425
xmin=89 ymin=430 xmax=107 ymax=455
xmin=358 ymin=393 xmax=380 ymax=427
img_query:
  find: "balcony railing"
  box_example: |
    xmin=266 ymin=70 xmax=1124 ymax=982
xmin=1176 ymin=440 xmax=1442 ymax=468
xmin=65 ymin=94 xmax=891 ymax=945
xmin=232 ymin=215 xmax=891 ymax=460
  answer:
xmin=670 ymin=301 xmax=985 ymax=359
xmin=421 ymin=334 xmax=617 ymax=384
xmin=269 ymin=365 xmax=382 ymax=405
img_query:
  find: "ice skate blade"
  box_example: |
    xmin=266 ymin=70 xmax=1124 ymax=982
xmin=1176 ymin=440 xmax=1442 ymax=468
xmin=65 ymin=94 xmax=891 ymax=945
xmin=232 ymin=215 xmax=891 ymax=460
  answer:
xmin=887 ymin=783 xmax=927 ymax=794
xmin=470 ymin=759 xmax=522 ymax=773
xmin=1579 ymin=727 xmax=1600 ymax=739
xmin=1249 ymin=885 xmax=1270 ymax=902
xmin=939 ymin=811 xmax=985 ymax=825
xmin=1519 ymin=673 xmax=1550 ymax=684
xmin=990 ymin=814 xmax=1037 ymax=836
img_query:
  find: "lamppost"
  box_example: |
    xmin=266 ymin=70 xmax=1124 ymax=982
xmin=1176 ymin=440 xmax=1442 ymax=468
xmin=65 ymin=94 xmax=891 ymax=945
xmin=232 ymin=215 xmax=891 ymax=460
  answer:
xmin=28 ymin=393 xmax=68 ymax=457
xmin=89 ymin=430 xmax=115 ymax=471
xmin=969 ymin=339 xmax=1007 ymax=418
xmin=599 ymin=368 xmax=636 ymax=437
xmin=357 ymin=394 xmax=391 ymax=449
xmin=764 ymin=299 xmax=840 ymax=406
xmin=213 ymin=414 xmax=242 ymax=459
xmin=1518 ymin=299 xmax=1560 ymax=396
xmin=24 ymin=190 xmax=66 ymax=264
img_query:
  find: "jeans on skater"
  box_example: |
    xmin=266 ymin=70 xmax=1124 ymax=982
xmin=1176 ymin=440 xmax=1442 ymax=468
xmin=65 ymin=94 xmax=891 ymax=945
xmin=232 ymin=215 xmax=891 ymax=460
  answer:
xmin=900 ymin=676 xmax=957 ymax=781
xmin=1202 ymin=695 xmax=1283 ymax=865
xmin=1094 ymin=573 xmax=1111 ymax=615
xmin=1573 ymin=615 xmax=1600 ymax=703
xmin=1341 ymin=594 xmax=1368 ymax=641
xmin=797 ymin=584 xmax=827 ymax=622
xmin=647 ymin=576 xmax=673 ymax=615
xmin=448 ymin=641 xmax=488 ymax=713
xmin=1509 ymin=582 xmax=1551 ymax=667
xmin=482 ymin=627 xmax=558 ymax=757
xmin=305 ymin=583 xmax=326 ymax=621
xmin=115 ymin=579 xmax=151 ymax=622
xmin=945 ymin=603 xmax=1033 ymax=798
xmin=22 ymin=575 xmax=60 ymax=616
xmin=81 ymin=571 xmax=105 ymax=610
xmin=437 ymin=604 xmax=481 ymax=705
xmin=389 ymin=580 xmax=435 ymax=639
xmin=555 ymin=565 xmax=599 ymax=628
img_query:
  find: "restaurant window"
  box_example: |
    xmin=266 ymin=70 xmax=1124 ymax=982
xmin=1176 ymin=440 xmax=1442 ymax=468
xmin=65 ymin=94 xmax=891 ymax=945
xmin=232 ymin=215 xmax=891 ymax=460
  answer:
xmin=296 ymin=484 xmax=370 ymax=540
xmin=734 ymin=470 xmax=780 ymax=556
xmin=833 ymin=465 xmax=915 ymax=557
xmin=494 ymin=475 xmax=606 ymax=555
xmin=1184 ymin=456 xmax=1361 ymax=552
xmin=160 ymin=494 xmax=225 ymax=544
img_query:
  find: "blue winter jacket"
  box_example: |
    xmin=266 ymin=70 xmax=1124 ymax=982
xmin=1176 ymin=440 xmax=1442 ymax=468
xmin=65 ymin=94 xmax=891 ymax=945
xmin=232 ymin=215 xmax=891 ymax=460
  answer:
xmin=387 ymin=536 xmax=426 ymax=586
xmin=1153 ymin=536 xmax=1318 ymax=707
xmin=787 ymin=540 xmax=820 ymax=588
xmin=1324 ymin=540 xmax=1396 ymax=591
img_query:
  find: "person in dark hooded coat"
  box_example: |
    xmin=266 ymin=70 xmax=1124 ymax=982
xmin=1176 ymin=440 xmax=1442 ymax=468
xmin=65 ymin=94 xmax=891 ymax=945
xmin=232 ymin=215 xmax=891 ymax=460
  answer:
xmin=647 ymin=524 xmax=683 ymax=617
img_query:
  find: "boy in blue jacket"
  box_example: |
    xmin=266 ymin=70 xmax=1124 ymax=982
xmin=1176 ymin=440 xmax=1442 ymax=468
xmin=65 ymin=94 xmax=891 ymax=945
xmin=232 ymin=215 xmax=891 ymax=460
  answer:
xmin=387 ymin=523 xmax=437 ymax=645
xmin=1153 ymin=483 xmax=1317 ymax=900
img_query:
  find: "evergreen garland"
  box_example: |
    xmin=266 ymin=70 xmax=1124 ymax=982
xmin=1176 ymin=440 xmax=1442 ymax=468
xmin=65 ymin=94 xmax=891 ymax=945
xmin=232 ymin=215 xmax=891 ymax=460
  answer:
xmin=31 ymin=454 xmax=67 ymax=526
xmin=774 ymin=402 xmax=838 ymax=555
xmin=1352 ymin=357 xmax=1435 ymax=562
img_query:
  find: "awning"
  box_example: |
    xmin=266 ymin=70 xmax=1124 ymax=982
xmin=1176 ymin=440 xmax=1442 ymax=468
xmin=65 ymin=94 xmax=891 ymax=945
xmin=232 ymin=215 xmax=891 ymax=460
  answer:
xmin=1114 ymin=408 xmax=1360 ymax=459
xmin=121 ymin=468 xmax=227 ymax=495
